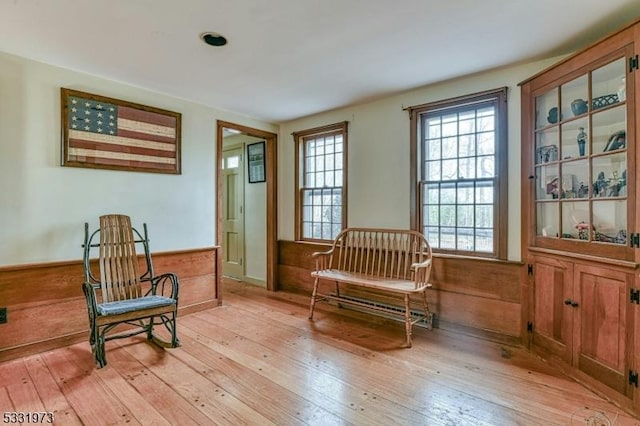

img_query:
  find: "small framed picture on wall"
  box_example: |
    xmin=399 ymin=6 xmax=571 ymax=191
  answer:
xmin=247 ymin=141 xmax=266 ymax=183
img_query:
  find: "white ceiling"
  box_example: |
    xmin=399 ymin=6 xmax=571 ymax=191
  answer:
xmin=1 ymin=1 xmax=640 ymax=123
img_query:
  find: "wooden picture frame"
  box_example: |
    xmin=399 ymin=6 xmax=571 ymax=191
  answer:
xmin=247 ymin=141 xmax=266 ymax=183
xmin=61 ymin=88 xmax=182 ymax=174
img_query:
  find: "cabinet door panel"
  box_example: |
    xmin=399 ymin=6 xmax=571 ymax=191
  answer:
xmin=532 ymin=256 xmax=573 ymax=362
xmin=575 ymin=264 xmax=632 ymax=396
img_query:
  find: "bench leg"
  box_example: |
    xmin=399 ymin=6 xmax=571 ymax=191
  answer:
xmin=404 ymin=294 xmax=412 ymax=348
xmin=421 ymin=289 xmax=433 ymax=330
xmin=309 ymin=277 xmax=319 ymax=319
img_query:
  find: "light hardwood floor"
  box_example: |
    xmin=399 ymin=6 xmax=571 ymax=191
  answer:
xmin=1 ymin=278 xmax=639 ymax=425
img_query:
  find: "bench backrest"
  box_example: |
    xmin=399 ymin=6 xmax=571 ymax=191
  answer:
xmin=327 ymin=228 xmax=432 ymax=280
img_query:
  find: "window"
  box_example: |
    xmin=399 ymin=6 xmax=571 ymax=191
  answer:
xmin=293 ymin=122 xmax=348 ymax=241
xmin=410 ymin=88 xmax=507 ymax=258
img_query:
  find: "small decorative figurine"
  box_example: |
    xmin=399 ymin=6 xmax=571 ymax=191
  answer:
xmin=576 ymin=127 xmax=587 ymax=156
xmin=593 ymin=171 xmax=607 ymax=197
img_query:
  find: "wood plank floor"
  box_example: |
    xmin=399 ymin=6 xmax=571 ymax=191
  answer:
xmin=1 ymin=278 xmax=639 ymax=425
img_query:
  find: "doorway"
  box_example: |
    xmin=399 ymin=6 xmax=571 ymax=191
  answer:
xmin=216 ymin=121 xmax=278 ymax=298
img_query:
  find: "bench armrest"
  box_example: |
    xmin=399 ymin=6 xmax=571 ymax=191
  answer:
xmin=312 ymin=249 xmax=333 ymax=271
xmin=411 ymin=258 xmax=433 ymax=289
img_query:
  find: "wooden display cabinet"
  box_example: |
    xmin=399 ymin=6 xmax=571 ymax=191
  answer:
xmin=521 ymin=19 xmax=640 ymax=415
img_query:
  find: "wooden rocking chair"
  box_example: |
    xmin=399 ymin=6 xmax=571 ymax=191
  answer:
xmin=82 ymin=214 xmax=180 ymax=368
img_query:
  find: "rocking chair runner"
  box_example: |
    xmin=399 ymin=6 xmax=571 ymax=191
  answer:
xmin=82 ymin=214 xmax=180 ymax=368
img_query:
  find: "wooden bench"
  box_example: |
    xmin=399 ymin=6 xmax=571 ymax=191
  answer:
xmin=308 ymin=227 xmax=434 ymax=347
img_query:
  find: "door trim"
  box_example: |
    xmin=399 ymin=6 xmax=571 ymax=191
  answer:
xmin=216 ymin=120 xmax=278 ymax=297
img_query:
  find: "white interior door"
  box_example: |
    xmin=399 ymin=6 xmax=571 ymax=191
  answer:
xmin=222 ymin=147 xmax=244 ymax=279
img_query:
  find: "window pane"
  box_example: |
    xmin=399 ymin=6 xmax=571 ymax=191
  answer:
xmin=476 ymin=229 xmax=493 ymax=252
xmin=476 ymin=182 xmax=494 ymax=203
xmin=425 ymin=227 xmax=440 ymax=246
xmin=442 ymin=159 xmax=457 ymax=180
xmin=457 ymin=183 xmax=474 ymax=204
xmin=426 ymin=160 xmax=441 ymax=181
xmin=442 ymin=136 xmax=457 ymax=159
xmin=440 ymin=227 xmax=456 ymax=249
xmin=325 ymin=139 xmax=335 ymax=154
xmin=440 ymin=205 xmax=455 ymax=226
xmin=458 ymin=157 xmax=475 ymax=179
xmin=457 ymin=205 xmax=474 ymax=227
xmin=305 ymin=172 xmax=314 ymax=187
xmin=306 ymin=157 xmax=315 ymax=173
xmin=477 ymin=132 xmax=495 ymax=155
xmin=459 ymin=111 xmax=476 ymax=134
xmin=476 ymin=205 xmax=494 ymax=228
xmin=427 ymin=137 xmax=442 ymax=160
xmin=457 ymin=228 xmax=474 ymax=251
xmin=227 ymin=156 xmax=239 ymax=169
xmin=459 ymin=134 xmax=475 ymax=157
xmin=442 ymin=114 xmax=457 ymax=137
xmin=440 ymin=184 xmax=456 ymax=203
xmin=477 ymin=156 xmax=495 ymax=178
xmin=426 ymin=184 xmax=439 ymax=204
xmin=325 ymin=154 xmax=335 ymax=171
xmin=426 ymin=117 xmax=441 ymax=139
xmin=427 ymin=205 xmax=439 ymax=225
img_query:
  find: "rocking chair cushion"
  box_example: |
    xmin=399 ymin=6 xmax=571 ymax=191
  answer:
xmin=97 ymin=295 xmax=176 ymax=316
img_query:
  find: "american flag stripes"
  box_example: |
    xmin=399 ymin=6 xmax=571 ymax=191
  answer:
xmin=61 ymin=88 xmax=181 ymax=174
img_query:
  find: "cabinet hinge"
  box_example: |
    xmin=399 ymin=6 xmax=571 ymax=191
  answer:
xmin=527 ymin=322 xmax=533 ymax=333
xmin=527 ymin=264 xmax=534 ymax=276
xmin=630 ymin=55 xmax=639 ymax=72
xmin=630 ymin=233 xmax=640 ymax=248
xmin=629 ymin=370 xmax=639 ymax=388
xmin=631 ymin=288 xmax=640 ymax=304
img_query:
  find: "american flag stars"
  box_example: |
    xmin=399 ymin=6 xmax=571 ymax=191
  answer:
xmin=68 ymin=96 xmax=118 ymax=135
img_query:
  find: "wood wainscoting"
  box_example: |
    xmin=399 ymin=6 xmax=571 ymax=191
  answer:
xmin=278 ymin=240 xmax=524 ymax=344
xmin=0 ymin=247 xmax=219 ymax=362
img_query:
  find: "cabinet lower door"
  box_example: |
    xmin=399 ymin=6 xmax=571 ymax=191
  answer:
xmin=574 ymin=264 xmax=633 ymax=397
xmin=532 ymin=256 xmax=573 ymax=363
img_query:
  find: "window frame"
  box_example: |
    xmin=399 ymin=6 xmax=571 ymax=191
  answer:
xmin=409 ymin=87 xmax=508 ymax=259
xmin=293 ymin=121 xmax=348 ymax=242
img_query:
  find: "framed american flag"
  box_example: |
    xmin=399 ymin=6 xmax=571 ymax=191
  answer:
xmin=61 ymin=88 xmax=182 ymax=174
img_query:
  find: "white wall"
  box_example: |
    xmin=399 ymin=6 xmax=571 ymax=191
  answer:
xmin=0 ymin=51 xmax=277 ymax=266
xmin=279 ymin=57 xmax=563 ymax=261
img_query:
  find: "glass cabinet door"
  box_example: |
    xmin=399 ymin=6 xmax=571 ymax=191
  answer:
xmin=534 ymin=56 xmax=628 ymax=246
